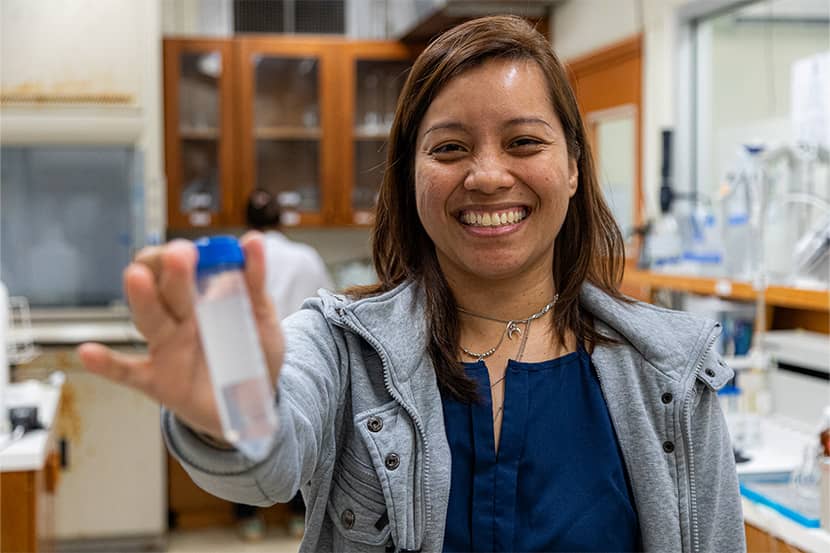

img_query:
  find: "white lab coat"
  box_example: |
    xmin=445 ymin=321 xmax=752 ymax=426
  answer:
xmin=261 ymin=231 xmax=333 ymax=320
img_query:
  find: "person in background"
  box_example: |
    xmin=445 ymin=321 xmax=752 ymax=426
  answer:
xmin=233 ymin=188 xmax=333 ymax=541
xmin=246 ymin=188 xmax=334 ymax=318
xmin=79 ymin=16 xmax=745 ymax=552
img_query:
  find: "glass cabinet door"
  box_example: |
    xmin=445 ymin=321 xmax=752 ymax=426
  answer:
xmin=164 ymin=40 xmax=235 ymax=229
xmin=252 ymin=55 xmax=321 ymax=222
xmin=351 ymin=56 xmax=410 ymax=224
xmin=238 ymin=39 xmax=335 ymax=227
xmin=180 ymin=52 xmax=220 ymax=217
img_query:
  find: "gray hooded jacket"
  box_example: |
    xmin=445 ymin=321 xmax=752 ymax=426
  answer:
xmin=163 ymin=281 xmax=746 ymax=552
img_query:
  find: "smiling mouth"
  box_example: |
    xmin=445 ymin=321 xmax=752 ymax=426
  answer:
xmin=457 ymin=207 xmax=529 ymax=228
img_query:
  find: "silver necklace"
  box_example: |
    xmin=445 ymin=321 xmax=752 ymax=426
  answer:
xmin=458 ymin=295 xmax=559 ymax=362
xmin=458 ymin=295 xmax=559 ymax=423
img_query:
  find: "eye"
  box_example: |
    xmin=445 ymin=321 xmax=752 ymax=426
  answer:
xmin=429 ymin=142 xmax=467 ymax=159
xmin=508 ymin=137 xmax=545 ymax=150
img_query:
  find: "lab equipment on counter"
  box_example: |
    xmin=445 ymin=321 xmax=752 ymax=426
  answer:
xmin=0 ymin=279 xmax=7 ymax=434
xmin=820 ymin=407 xmax=830 ymax=529
xmin=721 ymin=144 xmax=765 ymax=282
xmin=195 ymin=236 xmax=279 ymax=462
xmin=740 ymin=471 xmax=821 ymax=528
xmin=680 ymin=202 xmax=724 ymax=276
xmin=647 ymin=130 xmax=685 ymax=271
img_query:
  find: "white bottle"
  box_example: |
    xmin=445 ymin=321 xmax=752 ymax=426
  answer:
xmin=194 ymin=236 xmax=278 ymax=461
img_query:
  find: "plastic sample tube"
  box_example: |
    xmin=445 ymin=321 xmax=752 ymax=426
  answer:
xmin=194 ymin=236 xmax=278 ymax=461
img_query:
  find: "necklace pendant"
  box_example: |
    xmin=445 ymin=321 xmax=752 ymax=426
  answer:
xmin=506 ymin=321 xmax=522 ymax=340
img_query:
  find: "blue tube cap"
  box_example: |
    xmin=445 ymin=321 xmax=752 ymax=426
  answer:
xmin=195 ymin=235 xmax=244 ymax=277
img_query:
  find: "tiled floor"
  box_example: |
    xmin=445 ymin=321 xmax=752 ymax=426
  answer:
xmin=167 ymin=527 xmax=302 ymax=553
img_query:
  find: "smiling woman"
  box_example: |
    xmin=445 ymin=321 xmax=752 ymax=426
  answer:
xmin=80 ymin=15 xmax=745 ymax=553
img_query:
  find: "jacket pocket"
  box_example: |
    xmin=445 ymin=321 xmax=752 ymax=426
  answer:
xmin=327 ymin=444 xmax=391 ymax=547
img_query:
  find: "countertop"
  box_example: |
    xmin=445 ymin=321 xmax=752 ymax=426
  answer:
xmin=27 ymin=319 xmax=143 ymax=344
xmin=737 ymin=416 xmax=830 ymax=553
xmin=0 ymin=377 xmax=63 ymax=472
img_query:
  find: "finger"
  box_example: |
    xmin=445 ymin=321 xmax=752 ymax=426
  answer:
xmin=133 ymin=245 xmax=164 ymax=278
xmin=124 ymin=263 xmax=178 ymax=343
xmin=240 ymin=231 xmax=276 ymax=320
xmin=240 ymin=231 xmax=284 ymax=374
xmin=77 ymin=342 xmax=154 ymax=395
xmin=158 ymin=240 xmax=198 ymax=322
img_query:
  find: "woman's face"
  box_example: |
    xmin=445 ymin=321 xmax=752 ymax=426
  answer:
xmin=414 ymin=58 xmax=578 ymax=285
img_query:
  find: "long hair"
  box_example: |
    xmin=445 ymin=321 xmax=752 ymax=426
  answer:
xmin=350 ymin=15 xmax=626 ymax=402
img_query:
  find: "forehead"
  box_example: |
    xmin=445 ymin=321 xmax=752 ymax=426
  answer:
xmin=422 ymin=58 xmax=555 ymax=123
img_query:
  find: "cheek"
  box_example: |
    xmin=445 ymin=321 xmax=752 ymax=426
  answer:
xmin=414 ymin=166 xmax=451 ymax=226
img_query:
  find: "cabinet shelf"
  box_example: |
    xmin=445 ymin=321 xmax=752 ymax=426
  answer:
xmin=353 ymin=128 xmax=390 ymax=140
xmin=179 ymin=127 xmax=219 ymax=139
xmin=622 ymin=269 xmax=830 ymax=311
xmin=254 ymin=126 xmax=322 ymax=140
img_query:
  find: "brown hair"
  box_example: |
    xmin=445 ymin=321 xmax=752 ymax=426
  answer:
xmin=350 ymin=15 xmax=626 ymax=402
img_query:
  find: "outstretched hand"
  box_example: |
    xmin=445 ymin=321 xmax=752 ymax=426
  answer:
xmin=77 ymin=232 xmax=285 ymax=440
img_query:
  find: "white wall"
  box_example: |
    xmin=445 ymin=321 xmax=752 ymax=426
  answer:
xmin=551 ymin=0 xmax=642 ymax=60
xmin=1 ymin=0 xmax=144 ymax=100
xmin=162 ymin=0 xmax=233 ymax=36
xmin=1 ymin=0 xmax=165 ymax=244
xmin=700 ymin=18 xmax=830 ymax=196
xmin=552 ymin=0 xmax=690 ymax=219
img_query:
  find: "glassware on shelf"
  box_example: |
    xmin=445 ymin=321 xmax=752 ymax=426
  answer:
xmin=362 ymin=70 xmax=381 ymax=133
xmin=180 ymin=52 xmax=221 ymax=132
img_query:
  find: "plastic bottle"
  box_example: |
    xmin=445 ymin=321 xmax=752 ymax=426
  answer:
xmin=648 ymin=212 xmax=683 ymax=272
xmin=682 ymin=203 xmax=724 ymax=276
xmin=194 ymin=236 xmax=278 ymax=461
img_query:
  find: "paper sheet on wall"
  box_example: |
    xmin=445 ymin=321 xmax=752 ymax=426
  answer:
xmin=791 ymin=51 xmax=830 ymax=150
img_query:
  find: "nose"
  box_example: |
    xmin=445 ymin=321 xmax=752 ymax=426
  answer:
xmin=463 ymin=151 xmax=515 ymax=194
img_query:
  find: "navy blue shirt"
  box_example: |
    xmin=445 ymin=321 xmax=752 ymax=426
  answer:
xmin=441 ymin=348 xmax=640 ymax=552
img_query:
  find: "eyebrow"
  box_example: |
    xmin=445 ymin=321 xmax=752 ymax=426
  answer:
xmin=422 ymin=122 xmax=468 ymax=137
xmin=505 ymin=117 xmax=555 ymax=131
xmin=422 ymin=117 xmax=554 ymax=137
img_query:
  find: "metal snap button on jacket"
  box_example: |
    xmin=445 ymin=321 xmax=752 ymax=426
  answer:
xmin=704 ymin=368 xmax=716 ymax=378
xmin=341 ymin=509 xmax=355 ymax=529
xmin=663 ymin=441 xmax=675 ymax=453
xmin=384 ymin=453 xmax=400 ymax=470
xmin=661 ymin=392 xmax=673 ymax=404
xmin=367 ymin=416 xmax=383 ymax=432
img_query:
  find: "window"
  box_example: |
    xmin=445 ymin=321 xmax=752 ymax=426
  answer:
xmin=689 ymin=0 xmax=829 ymax=201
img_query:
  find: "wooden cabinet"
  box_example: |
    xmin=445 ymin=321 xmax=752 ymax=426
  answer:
xmin=163 ymin=37 xmax=414 ymax=231
xmin=236 ymin=37 xmax=336 ymax=227
xmin=164 ymin=39 xmax=237 ymax=229
xmin=339 ymin=42 xmax=411 ymax=226
xmin=621 ymin=268 xmax=830 ymax=334
xmin=746 ymin=523 xmax=807 ymax=553
xmin=1 ymin=416 xmax=61 ymax=553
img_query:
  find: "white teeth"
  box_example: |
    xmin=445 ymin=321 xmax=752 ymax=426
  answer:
xmin=460 ymin=209 xmax=526 ymax=227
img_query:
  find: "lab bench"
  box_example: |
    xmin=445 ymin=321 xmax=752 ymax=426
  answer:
xmin=0 ymin=379 xmax=63 ymax=553
xmin=739 ymin=417 xmax=830 ymax=553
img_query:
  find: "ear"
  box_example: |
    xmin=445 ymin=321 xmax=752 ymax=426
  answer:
xmin=567 ymin=156 xmax=579 ymax=197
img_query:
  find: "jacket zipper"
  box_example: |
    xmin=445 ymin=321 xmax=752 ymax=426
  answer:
xmin=335 ymin=307 xmax=431 ymax=551
xmin=683 ymin=327 xmax=720 ymax=553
